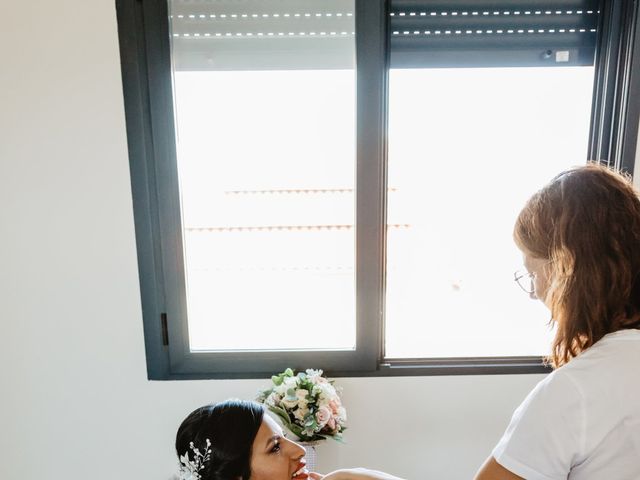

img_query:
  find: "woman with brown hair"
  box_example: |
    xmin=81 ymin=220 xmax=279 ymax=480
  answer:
xmin=473 ymin=163 xmax=640 ymax=479
xmin=318 ymin=164 xmax=640 ymax=480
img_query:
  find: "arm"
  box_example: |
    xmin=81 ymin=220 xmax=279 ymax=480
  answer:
xmin=474 ymin=457 xmax=524 ymax=480
xmin=309 ymin=468 xmax=406 ymax=480
xmin=310 ymin=459 xmax=523 ymax=480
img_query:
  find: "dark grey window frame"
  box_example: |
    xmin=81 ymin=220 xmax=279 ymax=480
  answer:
xmin=589 ymin=0 xmax=640 ymax=173
xmin=117 ymin=0 xmax=640 ymax=380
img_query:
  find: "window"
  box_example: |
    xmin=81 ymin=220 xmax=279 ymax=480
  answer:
xmin=386 ymin=66 xmax=594 ymax=359
xmin=117 ymin=0 xmax=640 ymax=379
xmin=170 ymin=1 xmax=358 ymax=354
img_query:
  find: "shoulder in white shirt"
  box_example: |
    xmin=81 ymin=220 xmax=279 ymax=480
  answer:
xmin=492 ymin=329 xmax=640 ymax=480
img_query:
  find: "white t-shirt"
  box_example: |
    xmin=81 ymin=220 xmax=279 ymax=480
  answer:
xmin=492 ymin=329 xmax=640 ymax=480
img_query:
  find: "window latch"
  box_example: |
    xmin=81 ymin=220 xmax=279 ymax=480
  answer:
xmin=161 ymin=313 xmax=169 ymax=346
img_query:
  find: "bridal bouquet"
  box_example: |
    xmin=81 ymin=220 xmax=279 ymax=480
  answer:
xmin=257 ymin=368 xmax=347 ymax=442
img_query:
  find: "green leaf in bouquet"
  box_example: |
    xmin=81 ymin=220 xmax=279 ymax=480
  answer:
xmin=268 ymin=405 xmax=293 ymax=428
xmin=331 ymin=434 xmax=345 ymax=444
xmin=299 ymin=378 xmax=312 ymax=391
xmin=256 ymin=388 xmax=273 ymax=401
xmin=285 ymin=388 xmax=297 ymax=402
xmin=284 ymin=368 xmax=294 ymax=377
xmin=303 ymin=415 xmax=318 ymax=431
xmin=287 ymin=422 xmax=307 ymax=439
xmin=271 ymin=375 xmax=283 ymax=386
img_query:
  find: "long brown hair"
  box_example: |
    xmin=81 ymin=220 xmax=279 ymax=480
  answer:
xmin=514 ymin=163 xmax=640 ymax=368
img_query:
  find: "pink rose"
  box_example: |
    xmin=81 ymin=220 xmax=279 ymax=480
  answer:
xmin=329 ymin=399 xmax=341 ymax=415
xmin=327 ymin=416 xmax=337 ymax=431
xmin=315 ymin=406 xmax=332 ymax=428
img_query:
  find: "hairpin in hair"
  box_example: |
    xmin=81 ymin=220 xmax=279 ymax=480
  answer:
xmin=178 ymin=438 xmax=212 ymax=480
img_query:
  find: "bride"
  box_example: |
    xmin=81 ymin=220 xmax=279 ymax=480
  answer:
xmin=175 ymin=399 xmax=401 ymax=480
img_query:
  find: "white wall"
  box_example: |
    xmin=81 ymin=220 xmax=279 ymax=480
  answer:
xmin=0 ymin=1 xmax=586 ymax=479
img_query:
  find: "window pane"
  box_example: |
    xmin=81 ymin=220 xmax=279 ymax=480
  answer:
xmin=386 ymin=67 xmax=595 ymax=358
xmin=169 ymin=0 xmax=356 ymax=351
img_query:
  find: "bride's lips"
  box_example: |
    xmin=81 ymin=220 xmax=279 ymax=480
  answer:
xmin=292 ymin=460 xmax=309 ymax=479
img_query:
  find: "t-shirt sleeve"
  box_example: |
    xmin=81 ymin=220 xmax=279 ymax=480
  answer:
xmin=491 ymin=371 xmax=585 ymax=480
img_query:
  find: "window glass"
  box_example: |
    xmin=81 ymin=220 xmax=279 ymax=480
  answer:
xmin=386 ymin=66 xmax=595 ymax=358
xmin=169 ymin=0 xmax=356 ymax=351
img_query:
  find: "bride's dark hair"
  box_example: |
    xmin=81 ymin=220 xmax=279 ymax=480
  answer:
xmin=175 ymin=399 xmax=264 ymax=480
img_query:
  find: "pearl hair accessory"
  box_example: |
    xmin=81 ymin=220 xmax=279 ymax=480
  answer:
xmin=178 ymin=439 xmax=212 ymax=480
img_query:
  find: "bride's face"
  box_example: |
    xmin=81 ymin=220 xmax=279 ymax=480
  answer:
xmin=249 ymin=415 xmax=308 ymax=480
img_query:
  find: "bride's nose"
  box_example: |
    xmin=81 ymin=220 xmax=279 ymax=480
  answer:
xmin=285 ymin=438 xmax=307 ymax=458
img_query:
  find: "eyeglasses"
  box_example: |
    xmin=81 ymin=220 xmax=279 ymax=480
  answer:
xmin=514 ymin=269 xmax=535 ymax=294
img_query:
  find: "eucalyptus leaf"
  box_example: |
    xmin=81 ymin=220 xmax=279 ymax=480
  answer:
xmin=286 ymin=388 xmax=297 ymax=399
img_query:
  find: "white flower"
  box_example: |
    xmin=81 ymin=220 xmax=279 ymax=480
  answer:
xmin=337 ymin=406 xmax=347 ymax=422
xmin=177 ymin=439 xmax=211 ymax=480
xmin=294 ymin=405 xmax=309 ymax=422
xmin=302 ymin=426 xmax=316 ymax=437
xmin=274 ymin=383 xmax=287 ymax=395
xmin=295 ymin=389 xmax=309 ymax=407
xmin=281 ymin=396 xmax=298 ymax=409
xmin=313 ymin=383 xmax=336 ymax=402
xmin=306 ymin=369 xmax=330 ymax=385
xmin=265 ymin=392 xmax=281 ymax=407
xmin=284 ymin=376 xmax=298 ymax=389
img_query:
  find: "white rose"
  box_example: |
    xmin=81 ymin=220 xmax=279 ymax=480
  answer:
xmin=293 ymin=405 xmax=309 ymax=422
xmin=314 ymin=383 xmax=335 ymax=401
xmin=296 ymin=389 xmax=309 ymax=406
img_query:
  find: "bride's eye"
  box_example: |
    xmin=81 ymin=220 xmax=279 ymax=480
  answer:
xmin=270 ymin=440 xmax=281 ymax=453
